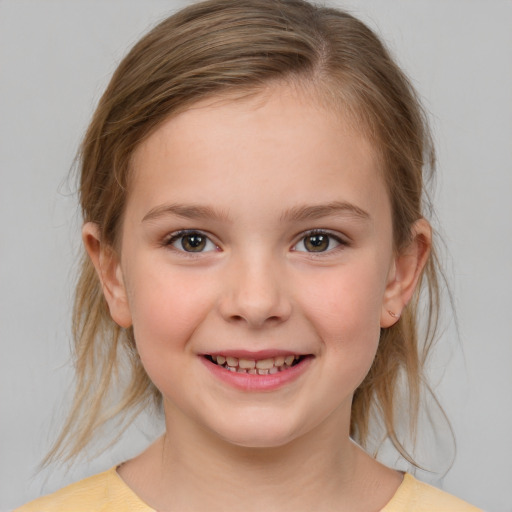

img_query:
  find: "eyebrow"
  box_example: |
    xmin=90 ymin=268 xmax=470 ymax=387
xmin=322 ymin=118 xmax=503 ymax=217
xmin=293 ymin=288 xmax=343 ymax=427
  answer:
xmin=280 ymin=201 xmax=370 ymax=223
xmin=142 ymin=203 xmax=230 ymax=223
xmin=141 ymin=200 xmax=370 ymax=224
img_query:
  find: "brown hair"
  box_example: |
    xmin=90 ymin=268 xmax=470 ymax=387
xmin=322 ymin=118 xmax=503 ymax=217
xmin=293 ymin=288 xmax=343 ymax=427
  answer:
xmin=47 ymin=0 xmax=442 ymax=465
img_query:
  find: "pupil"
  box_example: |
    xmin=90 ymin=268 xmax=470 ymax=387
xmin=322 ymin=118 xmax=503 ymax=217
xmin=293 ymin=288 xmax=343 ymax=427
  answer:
xmin=305 ymin=234 xmax=329 ymax=252
xmin=182 ymin=234 xmax=206 ymax=252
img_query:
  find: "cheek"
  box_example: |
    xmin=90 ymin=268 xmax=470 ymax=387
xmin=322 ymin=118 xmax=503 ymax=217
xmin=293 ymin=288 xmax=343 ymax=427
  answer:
xmin=296 ymin=262 xmax=385 ymax=370
xmin=300 ymin=262 xmax=385 ymax=329
xmin=124 ymin=263 xmax=215 ymax=363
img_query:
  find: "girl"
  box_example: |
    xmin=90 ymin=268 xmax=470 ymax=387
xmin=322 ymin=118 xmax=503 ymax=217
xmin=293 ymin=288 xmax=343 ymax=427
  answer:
xmin=15 ymin=0 xmax=482 ymax=510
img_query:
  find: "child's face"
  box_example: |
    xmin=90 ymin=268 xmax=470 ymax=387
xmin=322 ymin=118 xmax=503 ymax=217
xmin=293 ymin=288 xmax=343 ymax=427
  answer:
xmin=93 ymin=85 xmax=420 ymax=448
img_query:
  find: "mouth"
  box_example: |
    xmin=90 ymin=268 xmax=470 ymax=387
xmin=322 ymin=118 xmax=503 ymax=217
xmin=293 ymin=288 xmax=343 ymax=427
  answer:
xmin=203 ymin=353 xmax=308 ymax=375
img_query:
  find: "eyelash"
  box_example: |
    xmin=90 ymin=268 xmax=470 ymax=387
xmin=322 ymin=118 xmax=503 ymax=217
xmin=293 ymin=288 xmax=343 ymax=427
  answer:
xmin=163 ymin=230 xmax=218 ymax=255
xmin=292 ymin=229 xmax=348 ymax=254
xmin=162 ymin=229 xmax=348 ymax=255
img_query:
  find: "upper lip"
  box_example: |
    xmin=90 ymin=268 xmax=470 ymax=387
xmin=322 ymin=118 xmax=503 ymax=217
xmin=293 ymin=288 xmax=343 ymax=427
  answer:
xmin=200 ymin=349 xmax=308 ymax=359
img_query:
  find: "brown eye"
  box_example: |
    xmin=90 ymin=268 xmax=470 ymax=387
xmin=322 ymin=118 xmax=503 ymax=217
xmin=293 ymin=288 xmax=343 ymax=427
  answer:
xmin=181 ymin=234 xmax=206 ymax=252
xmin=304 ymin=234 xmax=330 ymax=252
xmin=293 ymin=231 xmax=344 ymax=253
xmin=168 ymin=231 xmax=217 ymax=253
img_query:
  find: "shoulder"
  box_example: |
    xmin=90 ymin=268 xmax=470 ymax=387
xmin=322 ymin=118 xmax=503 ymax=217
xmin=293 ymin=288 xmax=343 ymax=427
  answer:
xmin=383 ymin=473 xmax=483 ymax=512
xmin=13 ymin=467 xmax=154 ymax=512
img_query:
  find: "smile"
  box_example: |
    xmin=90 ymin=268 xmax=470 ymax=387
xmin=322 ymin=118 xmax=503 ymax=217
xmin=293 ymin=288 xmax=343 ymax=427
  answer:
xmin=201 ymin=352 xmax=313 ymax=391
xmin=204 ymin=354 xmax=303 ymax=375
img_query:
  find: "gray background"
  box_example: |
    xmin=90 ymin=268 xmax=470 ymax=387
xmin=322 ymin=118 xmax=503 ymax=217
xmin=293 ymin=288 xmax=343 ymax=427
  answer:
xmin=1 ymin=1 xmax=511 ymax=510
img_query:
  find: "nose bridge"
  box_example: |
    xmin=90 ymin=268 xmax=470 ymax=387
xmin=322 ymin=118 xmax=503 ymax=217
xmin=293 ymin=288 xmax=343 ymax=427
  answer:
xmin=220 ymin=246 xmax=291 ymax=327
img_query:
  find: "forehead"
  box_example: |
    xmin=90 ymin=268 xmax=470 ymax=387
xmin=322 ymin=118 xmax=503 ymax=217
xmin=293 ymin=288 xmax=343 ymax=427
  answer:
xmin=128 ymin=85 xmax=388 ymax=220
xmin=133 ymin=82 xmax=378 ymax=162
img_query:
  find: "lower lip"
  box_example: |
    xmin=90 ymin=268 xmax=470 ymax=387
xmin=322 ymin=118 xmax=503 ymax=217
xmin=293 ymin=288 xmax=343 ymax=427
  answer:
xmin=201 ymin=356 xmax=313 ymax=392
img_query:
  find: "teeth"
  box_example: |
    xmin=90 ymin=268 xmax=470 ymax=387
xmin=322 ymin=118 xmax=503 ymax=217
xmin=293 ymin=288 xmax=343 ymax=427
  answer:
xmin=274 ymin=356 xmax=285 ymax=366
xmin=255 ymin=358 xmax=274 ymax=370
xmin=226 ymin=356 xmax=238 ymax=367
xmin=284 ymin=355 xmax=295 ymax=366
xmin=238 ymin=358 xmax=256 ymax=369
xmin=210 ymin=354 xmax=303 ymax=373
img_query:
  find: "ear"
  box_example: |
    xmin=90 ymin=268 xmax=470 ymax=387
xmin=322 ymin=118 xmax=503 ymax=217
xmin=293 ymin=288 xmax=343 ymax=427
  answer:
xmin=380 ymin=218 xmax=432 ymax=328
xmin=82 ymin=222 xmax=132 ymax=328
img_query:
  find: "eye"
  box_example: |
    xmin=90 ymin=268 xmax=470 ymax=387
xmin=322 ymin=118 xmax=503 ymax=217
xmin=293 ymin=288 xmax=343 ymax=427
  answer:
xmin=166 ymin=230 xmax=218 ymax=253
xmin=293 ymin=231 xmax=344 ymax=253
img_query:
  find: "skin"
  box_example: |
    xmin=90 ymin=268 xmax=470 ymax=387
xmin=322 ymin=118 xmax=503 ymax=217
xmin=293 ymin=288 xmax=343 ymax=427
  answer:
xmin=84 ymin=84 xmax=431 ymax=511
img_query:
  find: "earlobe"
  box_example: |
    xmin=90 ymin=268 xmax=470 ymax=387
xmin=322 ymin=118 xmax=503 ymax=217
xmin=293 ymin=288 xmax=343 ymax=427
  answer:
xmin=380 ymin=219 xmax=432 ymax=328
xmin=82 ymin=222 xmax=133 ymax=328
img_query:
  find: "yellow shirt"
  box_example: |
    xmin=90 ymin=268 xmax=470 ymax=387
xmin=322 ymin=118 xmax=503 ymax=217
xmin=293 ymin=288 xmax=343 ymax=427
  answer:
xmin=15 ymin=468 xmax=482 ymax=511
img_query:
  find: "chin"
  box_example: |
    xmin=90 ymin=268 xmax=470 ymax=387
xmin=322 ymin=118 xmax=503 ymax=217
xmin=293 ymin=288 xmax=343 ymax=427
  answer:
xmin=227 ymin=434 xmax=294 ymax=449
xmin=210 ymin=415 xmax=304 ymax=450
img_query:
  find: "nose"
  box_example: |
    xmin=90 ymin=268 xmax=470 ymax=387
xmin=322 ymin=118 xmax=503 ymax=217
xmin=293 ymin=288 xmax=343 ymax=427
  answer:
xmin=218 ymin=252 xmax=292 ymax=328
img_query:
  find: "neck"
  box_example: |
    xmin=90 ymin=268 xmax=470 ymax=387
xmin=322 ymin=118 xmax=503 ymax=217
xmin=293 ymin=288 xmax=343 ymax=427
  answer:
xmin=118 ymin=402 xmax=401 ymax=512
xmin=165 ymin=413 xmax=356 ymax=503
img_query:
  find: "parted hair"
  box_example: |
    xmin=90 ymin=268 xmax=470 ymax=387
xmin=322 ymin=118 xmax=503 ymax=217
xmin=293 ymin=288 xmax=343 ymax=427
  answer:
xmin=47 ymin=0 xmax=442 ymax=465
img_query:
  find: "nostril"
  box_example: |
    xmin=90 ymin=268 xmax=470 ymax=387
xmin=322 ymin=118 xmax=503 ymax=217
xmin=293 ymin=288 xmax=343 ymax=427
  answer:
xmin=219 ymin=285 xmax=292 ymax=327
xmin=228 ymin=313 xmax=284 ymax=326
